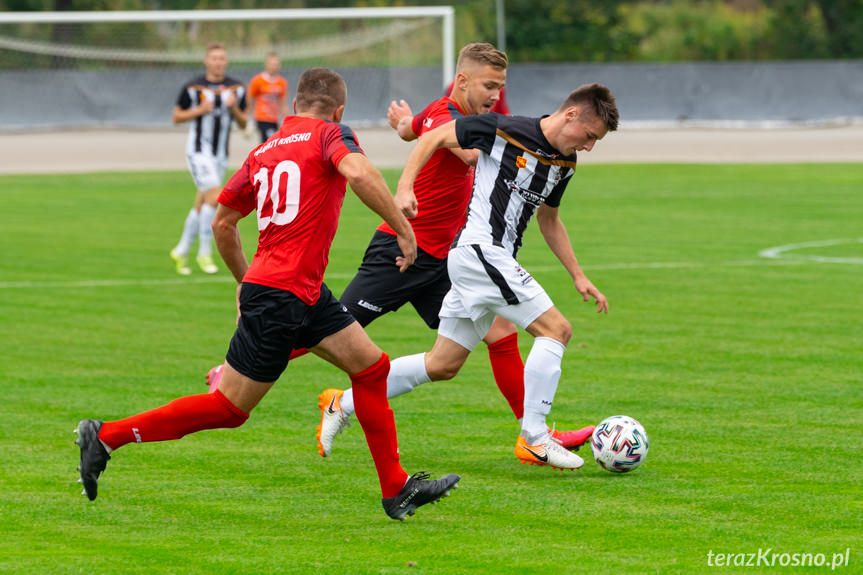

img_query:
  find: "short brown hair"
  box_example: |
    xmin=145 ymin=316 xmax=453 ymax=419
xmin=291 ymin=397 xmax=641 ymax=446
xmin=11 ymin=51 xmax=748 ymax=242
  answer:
xmin=295 ymin=67 xmax=347 ymax=114
xmin=456 ymin=42 xmax=508 ymax=72
xmin=205 ymin=42 xmax=225 ymax=54
xmin=560 ymin=83 xmax=619 ymax=132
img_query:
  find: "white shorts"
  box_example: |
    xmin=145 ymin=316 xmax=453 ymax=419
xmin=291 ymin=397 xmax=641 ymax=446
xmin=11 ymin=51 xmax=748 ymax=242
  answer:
xmin=186 ymin=153 xmax=227 ymax=192
xmin=438 ymin=244 xmax=554 ymax=350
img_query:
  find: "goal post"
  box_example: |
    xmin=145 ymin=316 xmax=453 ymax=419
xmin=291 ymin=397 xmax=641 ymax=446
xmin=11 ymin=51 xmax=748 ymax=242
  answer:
xmin=0 ymin=7 xmax=455 ymax=130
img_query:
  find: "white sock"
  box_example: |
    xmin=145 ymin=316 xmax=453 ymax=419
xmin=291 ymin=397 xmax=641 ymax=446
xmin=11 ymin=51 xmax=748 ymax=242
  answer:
xmin=339 ymin=388 xmax=355 ymax=417
xmin=198 ymin=203 xmax=216 ymax=257
xmin=175 ymin=208 xmax=199 ymax=255
xmin=340 ymin=353 xmax=430 ymax=417
xmin=522 ymin=337 xmax=566 ymax=441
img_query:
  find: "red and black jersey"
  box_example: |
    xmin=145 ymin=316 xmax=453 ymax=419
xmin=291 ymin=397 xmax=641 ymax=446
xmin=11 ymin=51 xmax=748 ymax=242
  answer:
xmin=218 ymin=116 xmax=362 ymax=305
xmin=377 ymin=96 xmax=474 ymax=258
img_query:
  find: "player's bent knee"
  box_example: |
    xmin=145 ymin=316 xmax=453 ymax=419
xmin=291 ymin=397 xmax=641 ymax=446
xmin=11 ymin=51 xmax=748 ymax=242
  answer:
xmin=424 ymin=352 xmax=466 ymax=381
xmin=483 ymin=317 xmax=518 ymax=344
xmin=426 ymin=362 xmax=461 ymax=381
xmin=558 ymin=320 xmax=573 ymax=345
xmin=527 ymin=313 xmax=572 ymax=345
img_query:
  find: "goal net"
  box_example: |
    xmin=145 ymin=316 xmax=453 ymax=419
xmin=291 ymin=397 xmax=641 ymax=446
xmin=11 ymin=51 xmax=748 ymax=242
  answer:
xmin=0 ymin=7 xmax=454 ymax=131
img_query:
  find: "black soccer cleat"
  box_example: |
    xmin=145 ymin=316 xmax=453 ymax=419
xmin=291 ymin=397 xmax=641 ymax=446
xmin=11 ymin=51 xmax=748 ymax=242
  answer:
xmin=382 ymin=471 xmax=460 ymax=521
xmin=74 ymin=419 xmax=110 ymax=501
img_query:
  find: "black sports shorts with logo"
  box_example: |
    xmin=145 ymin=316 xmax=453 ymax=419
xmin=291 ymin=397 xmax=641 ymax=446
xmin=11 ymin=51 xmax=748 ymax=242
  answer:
xmin=226 ymin=282 xmax=355 ymax=382
xmin=340 ymin=230 xmax=451 ymax=329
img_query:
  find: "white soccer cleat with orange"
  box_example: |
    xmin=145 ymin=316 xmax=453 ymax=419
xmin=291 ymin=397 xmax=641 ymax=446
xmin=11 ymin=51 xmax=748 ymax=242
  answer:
xmin=316 ymin=388 xmax=350 ymax=457
xmin=515 ymin=432 xmax=584 ymax=470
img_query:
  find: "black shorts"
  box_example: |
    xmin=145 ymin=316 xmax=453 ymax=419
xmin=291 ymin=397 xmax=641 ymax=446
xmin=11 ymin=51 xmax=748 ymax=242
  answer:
xmin=340 ymin=230 xmax=451 ymax=329
xmin=226 ymin=282 xmax=355 ymax=382
xmin=257 ymin=121 xmax=278 ymax=143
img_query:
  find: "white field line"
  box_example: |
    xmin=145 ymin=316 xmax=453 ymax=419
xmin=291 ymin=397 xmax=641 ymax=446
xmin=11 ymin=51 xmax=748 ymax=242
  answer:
xmin=759 ymin=238 xmax=863 ymax=264
xmin=0 ymin=257 xmax=815 ymax=290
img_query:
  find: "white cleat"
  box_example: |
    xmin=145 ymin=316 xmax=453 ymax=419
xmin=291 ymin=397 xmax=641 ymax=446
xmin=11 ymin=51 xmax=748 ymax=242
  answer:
xmin=515 ymin=432 xmax=585 ymax=470
xmin=316 ymin=389 xmax=350 ymax=457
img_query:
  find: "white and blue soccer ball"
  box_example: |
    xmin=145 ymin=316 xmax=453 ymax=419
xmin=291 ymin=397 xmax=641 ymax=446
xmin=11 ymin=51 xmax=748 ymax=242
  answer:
xmin=591 ymin=415 xmax=649 ymax=473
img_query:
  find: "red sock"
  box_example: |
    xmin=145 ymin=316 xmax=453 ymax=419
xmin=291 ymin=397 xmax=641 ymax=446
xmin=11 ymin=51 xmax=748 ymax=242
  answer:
xmin=487 ymin=332 xmax=525 ymax=420
xmin=98 ymin=390 xmax=249 ymax=450
xmin=289 ymin=348 xmax=309 ymax=360
xmin=351 ymin=353 xmax=409 ymax=498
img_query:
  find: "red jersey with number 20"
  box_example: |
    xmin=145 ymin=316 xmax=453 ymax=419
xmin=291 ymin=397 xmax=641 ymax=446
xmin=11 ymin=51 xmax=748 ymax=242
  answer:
xmin=376 ymin=96 xmax=473 ymax=259
xmin=218 ymin=116 xmax=362 ymax=305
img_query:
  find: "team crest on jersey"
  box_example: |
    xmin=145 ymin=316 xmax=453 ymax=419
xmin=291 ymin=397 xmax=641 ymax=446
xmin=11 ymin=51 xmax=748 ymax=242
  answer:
xmin=424 ymin=117 xmax=434 ymax=129
xmin=516 ymin=156 xmax=527 ymax=169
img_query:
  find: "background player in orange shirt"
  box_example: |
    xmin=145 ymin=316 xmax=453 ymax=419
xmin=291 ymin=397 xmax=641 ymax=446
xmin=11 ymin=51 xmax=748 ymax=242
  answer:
xmin=248 ymin=52 xmax=289 ymax=143
xmin=74 ymin=68 xmax=459 ymax=521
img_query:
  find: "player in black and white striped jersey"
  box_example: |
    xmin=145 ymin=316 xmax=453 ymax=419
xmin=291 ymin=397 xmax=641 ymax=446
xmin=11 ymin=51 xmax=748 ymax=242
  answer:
xmin=170 ymin=42 xmax=247 ymax=276
xmin=391 ymin=83 xmax=620 ymax=471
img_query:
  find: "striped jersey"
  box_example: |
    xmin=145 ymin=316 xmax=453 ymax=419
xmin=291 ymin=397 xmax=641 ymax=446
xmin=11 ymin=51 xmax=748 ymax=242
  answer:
xmin=453 ymin=114 xmax=576 ymax=258
xmin=176 ymin=75 xmax=247 ymax=159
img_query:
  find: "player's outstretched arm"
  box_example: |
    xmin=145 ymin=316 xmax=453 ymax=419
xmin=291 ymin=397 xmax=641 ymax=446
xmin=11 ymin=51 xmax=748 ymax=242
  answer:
xmin=338 ymin=153 xmax=417 ymax=272
xmin=536 ymin=204 xmax=608 ymax=314
xmin=395 ymin=122 xmax=461 ymax=218
xmin=213 ymin=204 xmax=250 ymax=284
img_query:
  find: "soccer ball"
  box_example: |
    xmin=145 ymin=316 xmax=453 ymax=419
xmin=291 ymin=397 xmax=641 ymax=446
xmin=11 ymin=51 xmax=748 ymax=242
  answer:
xmin=590 ymin=415 xmax=649 ymax=473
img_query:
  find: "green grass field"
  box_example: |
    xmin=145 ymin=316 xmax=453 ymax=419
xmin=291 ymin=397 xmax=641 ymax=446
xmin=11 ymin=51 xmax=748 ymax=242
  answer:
xmin=1 ymin=164 xmax=860 ymax=574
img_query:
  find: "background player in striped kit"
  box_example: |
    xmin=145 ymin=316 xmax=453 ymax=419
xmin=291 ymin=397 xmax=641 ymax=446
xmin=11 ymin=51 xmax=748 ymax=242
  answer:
xmin=248 ymin=52 xmax=289 ymax=143
xmin=381 ymin=83 xmax=619 ymax=471
xmin=75 ymin=68 xmax=459 ymax=520
xmin=170 ymin=42 xmax=248 ymax=276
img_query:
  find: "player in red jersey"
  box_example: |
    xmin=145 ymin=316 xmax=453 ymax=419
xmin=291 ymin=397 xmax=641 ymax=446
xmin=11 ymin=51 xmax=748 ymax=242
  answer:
xmin=313 ymin=43 xmax=593 ymax=458
xmin=74 ymin=68 xmax=459 ymax=520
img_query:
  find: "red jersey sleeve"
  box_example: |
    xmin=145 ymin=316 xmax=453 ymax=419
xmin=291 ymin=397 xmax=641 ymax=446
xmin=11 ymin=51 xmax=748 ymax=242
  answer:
xmin=411 ymin=100 xmax=437 ymax=136
xmin=320 ymin=122 xmax=363 ymax=168
xmin=218 ymin=158 xmax=255 ymax=216
xmin=416 ymin=97 xmax=463 ymax=136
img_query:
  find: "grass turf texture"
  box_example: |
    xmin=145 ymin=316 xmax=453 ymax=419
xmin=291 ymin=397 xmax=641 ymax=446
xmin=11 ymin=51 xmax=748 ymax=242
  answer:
xmin=0 ymin=165 xmax=860 ymax=574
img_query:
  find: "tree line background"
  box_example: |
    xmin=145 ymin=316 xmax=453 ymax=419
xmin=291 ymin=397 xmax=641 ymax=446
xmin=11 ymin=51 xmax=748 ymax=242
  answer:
xmin=2 ymin=0 xmax=862 ymax=62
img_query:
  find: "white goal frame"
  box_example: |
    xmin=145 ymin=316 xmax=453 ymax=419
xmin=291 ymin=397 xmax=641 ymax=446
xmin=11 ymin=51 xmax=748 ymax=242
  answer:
xmin=0 ymin=6 xmax=456 ymax=88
